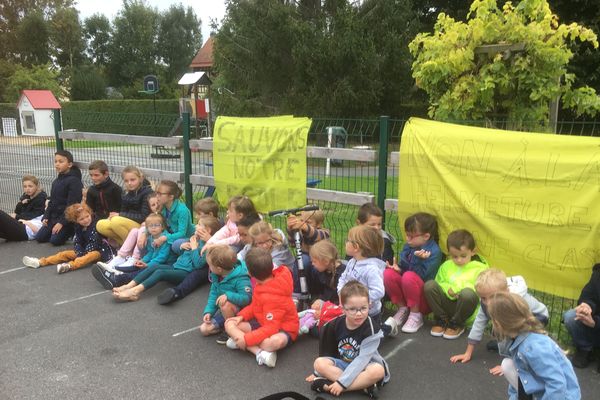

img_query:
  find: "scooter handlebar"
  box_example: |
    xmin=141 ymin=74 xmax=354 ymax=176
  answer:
xmin=268 ymin=204 xmax=319 ymax=217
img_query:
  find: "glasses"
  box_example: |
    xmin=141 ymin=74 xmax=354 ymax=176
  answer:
xmin=147 ymin=223 xmax=163 ymax=229
xmin=343 ymin=306 xmax=369 ymax=315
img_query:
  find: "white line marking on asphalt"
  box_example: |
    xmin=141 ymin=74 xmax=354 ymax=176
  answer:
xmin=384 ymin=338 xmax=414 ymax=359
xmin=172 ymin=326 xmax=200 ymax=337
xmin=0 ymin=267 xmax=27 ymax=274
xmin=54 ymin=290 xmax=108 ymax=305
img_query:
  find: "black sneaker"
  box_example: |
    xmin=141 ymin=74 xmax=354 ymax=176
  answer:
xmin=571 ymin=349 xmax=592 ymax=369
xmin=363 ymin=383 xmax=379 ymax=399
xmin=157 ymin=288 xmax=179 ymax=305
xmin=91 ymin=264 xmax=114 ymax=290
xmin=486 ymin=340 xmax=499 ymax=353
xmin=215 ymin=332 xmax=229 ymax=345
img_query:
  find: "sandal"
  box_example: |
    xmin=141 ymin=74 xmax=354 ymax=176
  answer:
xmin=310 ymin=377 xmax=333 ymax=393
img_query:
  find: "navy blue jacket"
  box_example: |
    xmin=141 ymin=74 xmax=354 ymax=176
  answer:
xmin=14 ymin=191 xmax=47 ymax=220
xmin=43 ymin=167 xmax=83 ymax=225
xmin=86 ymin=177 xmax=122 ymax=219
xmin=120 ymin=184 xmax=153 ymax=223
xmin=73 ymin=218 xmax=113 ymax=261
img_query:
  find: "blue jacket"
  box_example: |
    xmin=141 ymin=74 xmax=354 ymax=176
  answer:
xmin=204 ymin=261 xmax=252 ymax=316
xmin=499 ymin=332 xmax=581 ymax=400
xmin=44 ymin=167 xmax=83 ymax=225
xmin=161 ymin=199 xmax=194 ymax=244
xmin=142 ymin=231 xmax=177 ymax=268
xmin=399 ymin=239 xmax=443 ymax=281
xmin=73 ymin=218 xmax=113 ymax=261
xmin=120 ymin=184 xmax=153 ymax=224
xmin=172 ymin=240 xmax=208 ymax=273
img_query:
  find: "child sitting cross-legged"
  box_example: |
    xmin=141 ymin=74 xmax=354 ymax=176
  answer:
xmin=23 ymin=203 xmax=112 ymax=274
xmin=224 ymin=247 xmax=299 ymax=368
xmin=423 ymin=229 xmax=488 ymax=339
xmin=200 ymin=245 xmax=252 ymax=344
xmin=307 ymin=280 xmax=390 ymax=399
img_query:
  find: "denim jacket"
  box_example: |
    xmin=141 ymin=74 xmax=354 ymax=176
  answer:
xmin=398 ymin=239 xmax=443 ymax=281
xmin=499 ymin=332 xmax=581 ymax=400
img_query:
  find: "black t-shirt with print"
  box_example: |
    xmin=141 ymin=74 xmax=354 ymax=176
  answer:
xmin=334 ymin=316 xmax=380 ymax=363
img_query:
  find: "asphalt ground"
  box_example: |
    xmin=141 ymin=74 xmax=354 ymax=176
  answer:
xmin=1 ymin=240 xmax=599 ymax=400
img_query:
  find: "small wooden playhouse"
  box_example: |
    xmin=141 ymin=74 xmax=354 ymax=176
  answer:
xmin=17 ymin=90 xmax=61 ymax=136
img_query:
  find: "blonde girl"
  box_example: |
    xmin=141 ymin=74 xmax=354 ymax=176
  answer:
xmin=336 ymin=225 xmax=386 ymax=318
xmin=246 ymin=221 xmax=295 ymax=269
xmin=202 ymin=195 xmax=258 ymax=253
xmin=23 ymin=203 xmax=112 ymax=274
xmin=309 ymin=240 xmax=345 ymax=307
xmin=96 ymin=166 xmax=153 ymax=245
xmin=488 ymin=292 xmax=581 ymax=399
xmin=0 ymin=175 xmax=47 ymax=241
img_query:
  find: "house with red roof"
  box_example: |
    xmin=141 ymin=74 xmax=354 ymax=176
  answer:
xmin=16 ymin=90 xmax=61 ymax=136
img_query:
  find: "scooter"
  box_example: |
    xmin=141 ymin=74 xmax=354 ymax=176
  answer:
xmin=268 ymin=204 xmax=319 ymax=311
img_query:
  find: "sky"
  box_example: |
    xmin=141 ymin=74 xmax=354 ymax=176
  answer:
xmin=75 ymin=0 xmax=227 ymax=43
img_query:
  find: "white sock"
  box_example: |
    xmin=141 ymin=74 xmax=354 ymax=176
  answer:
xmin=108 ymin=255 xmax=126 ymax=268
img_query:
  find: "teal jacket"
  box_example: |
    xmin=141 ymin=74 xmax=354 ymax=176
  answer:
xmin=172 ymin=240 xmax=208 ymax=273
xmin=161 ymin=199 xmax=194 ymax=244
xmin=203 ymin=261 xmax=252 ymax=316
xmin=142 ymin=231 xmax=177 ymax=268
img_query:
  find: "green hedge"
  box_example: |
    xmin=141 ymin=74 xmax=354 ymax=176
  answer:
xmin=61 ymin=99 xmax=179 ymax=114
xmin=0 ymin=103 xmax=17 ymax=117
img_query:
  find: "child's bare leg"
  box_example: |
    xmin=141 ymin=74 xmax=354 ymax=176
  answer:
xmin=114 ymin=284 xmax=145 ymax=301
xmin=257 ymin=332 xmax=289 ymax=353
xmin=343 ymin=363 xmax=385 ymax=391
xmin=220 ymin=302 xmax=238 ymax=319
xmin=224 ymin=320 xmax=252 ymax=341
xmin=314 ymin=357 xmax=344 ymax=381
xmin=200 ymin=321 xmax=220 ymax=336
xmin=112 ymin=280 xmax=137 ymax=293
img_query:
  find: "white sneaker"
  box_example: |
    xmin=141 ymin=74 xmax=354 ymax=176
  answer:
xmin=256 ymin=350 xmax=277 ymax=368
xmin=401 ymin=312 xmax=424 ymax=333
xmin=97 ymin=261 xmax=117 ymax=273
xmin=108 ymin=255 xmax=127 ymax=268
xmin=119 ymin=257 xmax=136 ymax=267
xmin=226 ymin=337 xmax=238 ymax=349
xmin=56 ymin=263 xmax=71 ymax=274
xmin=22 ymin=256 xmax=40 ymax=268
xmin=384 ymin=316 xmax=399 ymax=337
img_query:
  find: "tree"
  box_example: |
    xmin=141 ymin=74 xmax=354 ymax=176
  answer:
xmin=157 ymin=4 xmax=202 ymax=83
xmin=70 ymin=65 xmax=106 ymax=100
xmin=15 ymin=11 xmax=50 ymax=66
xmin=83 ymin=14 xmax=112 ymax=66
xmin=106 ymin=0 xmax=160 ymax=87
xmin=409 ymin=0 xmax=600 ymax=128
xmin=49 ymin=7 xmax=85 ymax=72
xmin=3 ymin=63 xmax=62 ymax=102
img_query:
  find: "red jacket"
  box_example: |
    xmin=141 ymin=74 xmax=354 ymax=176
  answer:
xmin=238 ymin=266 xmax=299 ymax=347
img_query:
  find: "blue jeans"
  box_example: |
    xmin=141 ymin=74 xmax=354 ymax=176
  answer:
xmin=563 ymin=308 xmax=600 ymax=351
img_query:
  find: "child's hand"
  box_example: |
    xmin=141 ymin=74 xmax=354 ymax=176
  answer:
xmin=153 ymin=235 xmax=167 ymax=248
xmin=216 ymin=294 xmax=228 ymax=307
xmin=134 ymin=260 xmax=146 ymax=268
xmin=385 ymin=257 xmax=400 ymax=272
xmin=51 ymin=222 xmax=63 ymax=234
xmin=327 ymin=381 xmax=344 ymax=396
xmin=189 ymin=235 xmax=199 ymax=250
xmin=305 ymin=374 xmax=316 ymax=382
xmin=42 ymin=219 xmax=48 ymax=226
xmin=575 ymin=311 xmax=596 ymax=327
xmin=225 ymin=315 xmax=243 ymax=327
xmin=575 ymin=302 xmax=592 ymax=316
xmin=489 ymin=365 xmax=503 ymax=376
xmin=180 ymin=242 xmax=192 ymax=251
xmin=447 ymin=288 xmax=457 ymax=298
xmin=287 ymin=215 xmax=303 ymax=230
xmin=21 ymin=198 xmax=29 ymax=204
xmin=197 ymin=227 xmax=211 ymax=242
xmin=203 ymin=313 xmax=212 ymax=324
xmin=414 ymin=249 xmax=431 ymax=259
xmin=450 ymin=353 xmax=471 ymax=364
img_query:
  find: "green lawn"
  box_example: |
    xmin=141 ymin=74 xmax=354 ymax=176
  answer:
xmin=34 ymin=140 xmax=134 ymax=148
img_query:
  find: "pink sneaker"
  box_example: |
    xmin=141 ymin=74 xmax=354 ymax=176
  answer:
xmin=401 ymin=312 xmax=423 ymax=333
xmin=392 ymin=307 xmax=409 ymax=326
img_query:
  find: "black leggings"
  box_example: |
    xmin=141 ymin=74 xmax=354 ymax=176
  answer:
xmin=0 ymin=210 xmax=28 ymax=241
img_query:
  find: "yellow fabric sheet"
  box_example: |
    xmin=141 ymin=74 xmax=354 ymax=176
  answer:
xmin=399 ymin=118 xmax=600 ymax=299
xmin=213 ymin=116 xmax=311 ymax=213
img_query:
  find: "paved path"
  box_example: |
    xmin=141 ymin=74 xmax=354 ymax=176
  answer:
xmin=1 ymin=240 xmax=598 ymax=399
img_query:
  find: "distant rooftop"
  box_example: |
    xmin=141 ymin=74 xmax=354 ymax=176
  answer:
xmin=190 ymin=36 xmax=214 ymax=71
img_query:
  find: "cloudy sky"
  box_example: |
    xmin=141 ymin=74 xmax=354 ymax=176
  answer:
xmin=75 ymin=0 xmax=226 ymax=43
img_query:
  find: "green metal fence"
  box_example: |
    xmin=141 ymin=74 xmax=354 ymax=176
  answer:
xmin=2 ymin=109 xmax=600 ymax=345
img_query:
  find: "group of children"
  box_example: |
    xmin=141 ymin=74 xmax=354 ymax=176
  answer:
xmin=0 ymin=149 xmax=594 ymax=399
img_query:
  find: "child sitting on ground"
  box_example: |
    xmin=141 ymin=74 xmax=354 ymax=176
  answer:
xmin=337 ymin=226 xmax=386 ymax=322
xmin=384 ymin=212 xmax=443 ymax=334
xmin=563 ymin=263 xmax=600 ymax=369
xmin=450 ymin=268 xmax=548 ymax=373
xmin=238 ymin=221 xmax=295 ymax=270
xmin=200 ymin=245 xmax=252 ymax=343
xmin=202 ymin=195 xmax=258 ymax=254
xmin=488 ymin=292 xmax=581 ymax=400
xmin=224 ymin=247 xmax=298 ymax=368
xmin=194 ymin=197 xmax=220 ymax=220
xmin=355 ymin=203 xmax=395 ymax=264
xmin=85 ymin=160 xmax=122 ymax=220
xmin=0 ymin=175 xmax=47 ymax=242
xmin=23 ymin=203 xmax=112 ymax=274
xmin=35 ymin=150 xmax=83 ymax=245
xmin=423 ymin=229 xmax=488 ymax=339
xmin=307 ymin=280 xmax=390 ymax=399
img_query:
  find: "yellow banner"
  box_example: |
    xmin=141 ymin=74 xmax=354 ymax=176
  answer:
xmin=399 ymin=118 xmax=600 ymax=299
xmin=213 ymin=116 xmax=311 ymax=213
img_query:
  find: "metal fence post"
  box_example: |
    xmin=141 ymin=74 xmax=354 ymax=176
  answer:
xmin=377 ymin=115 xmax=389 ymax=226
xmin=53 ymin=109 xmax=64 ymax=151
xmin=182 ymin=112 xmax=193 ymax=212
